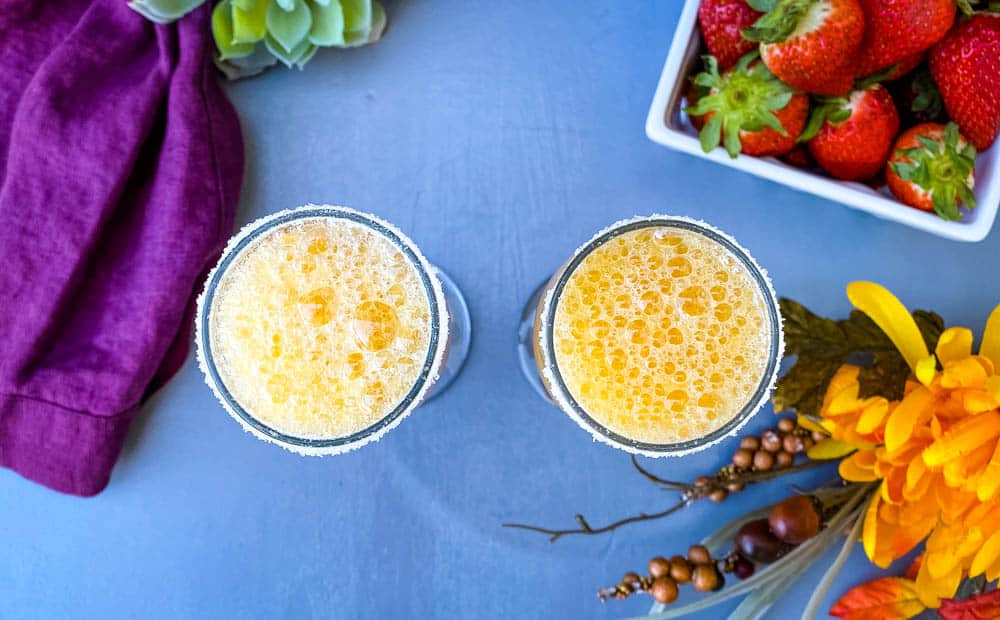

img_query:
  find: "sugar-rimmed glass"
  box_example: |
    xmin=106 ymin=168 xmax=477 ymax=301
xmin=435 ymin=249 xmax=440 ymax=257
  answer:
xmin=197 ymin=204 xmax=471 ymax=455
xmin=517 ymin=215 xmax=783 ymax=457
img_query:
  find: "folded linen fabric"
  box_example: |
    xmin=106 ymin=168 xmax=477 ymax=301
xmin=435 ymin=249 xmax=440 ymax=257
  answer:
xmin=0 ymin=0 xmax=243 ymax=496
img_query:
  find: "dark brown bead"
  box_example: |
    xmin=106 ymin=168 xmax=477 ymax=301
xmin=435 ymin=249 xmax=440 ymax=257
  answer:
xmin=691 ymin=564 xmax=719 ymax=592
xmin=811 ymin=430 xmax=827 ymax=443
xmin=761 ymin=429 xmax=782 ymax=453
xmin=775 ymin=451 xmax=794 ymax=468
xmin=694 ymin=475 xmax=712 ymax=488
xmin=769 ymin=495 xmax=821 ymax=544
xmin=733 ymin=556 xmax=755 ymax=580
xmin=687 ymin=544 xmax=711 ymax=565
xmin=649 ymin=556 xmax=670 ymax=578
xmin=732 ymin=448 xmax=753 ymax=469
xmin=777 ymin=417 xmax=795 ymax=433
xmin=739 ymin=436 xmax=760 ymax=451
xmin=752 ymin=450 xmax=774 ymax=471
xmin=783 ymin=434 xmax=803 ymax=454
xmin=801 ymin=436 xmax=815 ymax=451
xmin=734 ymin=518 xmax=784 ymax=563
xmin=650 ymin=576 xmax=679 ymax=604
xmin=709 ymin=488 xmax=728 ymax=502
xmin=713 ymin=571 xmax=726 ymax=591
xmin=669 ymin=556 xmax=692 ymax=584
xmin=726 ymin=481 xmax=746 ymax=493
xmin=622 ymin=571 xmax=640 ymax=585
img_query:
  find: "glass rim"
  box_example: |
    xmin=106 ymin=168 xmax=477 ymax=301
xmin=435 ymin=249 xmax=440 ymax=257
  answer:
xmin=195 ymin=204 xmax=449 ymax=454
xmin=537 ymin=215 xmax=784 ymax=456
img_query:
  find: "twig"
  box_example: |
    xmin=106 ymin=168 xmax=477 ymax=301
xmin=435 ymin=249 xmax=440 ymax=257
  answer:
xmin=503 ymin=457 xmax=836 ymax=542
xmin=630 ymin=454 xmax=688 ymax=489
xmin=503 ymin=500 xmax=689 ymax=543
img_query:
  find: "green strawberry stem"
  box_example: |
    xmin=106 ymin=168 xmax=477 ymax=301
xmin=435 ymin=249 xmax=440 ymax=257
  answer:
xmin=890 ymin=123 xmax=978 ymax=221
xmin=742 ymin=0 xmax=817 ymax=43
xmin=686 ymin=52 xmax=796 ymax=158
xmin=798 ymin=95 xmax=851 ymax=142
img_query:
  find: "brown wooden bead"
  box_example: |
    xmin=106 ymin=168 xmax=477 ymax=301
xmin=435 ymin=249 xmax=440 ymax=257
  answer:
xmin=782 ymin=434 xmax=803 ymax=454
xmin=692 ymin=564 xmax=719 ymax=592
xmin=769 ymin=495 xmax=821 ymax=544
xmin=777 ymin=417 xmax=796 ymax=433
xmin=669 ymin=556 xmax=692 ymax=584
xmin=801 ymin=436 xmax=815 ymax=451
xmin=687 ymin=544 xmax=711 ymax=565
xmin=761 ymin=429 xmax=782 ymax=453
xmin=727 ymin=481 xmax=746 ymax=493
xmin=735 ymin=518 xmax=784 ymax=563
xmin=732 ymin=448 xmax=753 ymax=469
xmin=622 ymin=571 xmax=640 ymax=585
xmin=811 ymin=430 xmax=827 ymax=443
xmin=649 ymin=556 xmax=670 ymax=578
xmin=709 ymin=488 xmax=728 ymax=502
xmin=752 ymin=450 xmax=774 ymax=471
xmin=694 ymin=475 xmax=712 ymax=488
xmin=775 ymin=451 xmax=794 ymax=468
xmin=739 ymin=436 xmax=761 ymax=451
xmin=651 ymin=576 xmax=679 ymax=604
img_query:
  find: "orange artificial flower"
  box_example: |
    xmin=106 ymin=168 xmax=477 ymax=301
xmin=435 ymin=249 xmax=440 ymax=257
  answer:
xmin=810 ymin=282 xmax=1000 ymax=608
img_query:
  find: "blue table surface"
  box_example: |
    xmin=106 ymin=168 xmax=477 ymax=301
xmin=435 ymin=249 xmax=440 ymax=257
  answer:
xmin=3 ymin=2 xmax=996 ymax=618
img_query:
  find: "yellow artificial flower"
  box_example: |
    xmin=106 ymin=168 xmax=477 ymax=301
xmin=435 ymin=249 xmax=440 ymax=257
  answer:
xmin=812 ymin=282 xmax=1000 ymax=608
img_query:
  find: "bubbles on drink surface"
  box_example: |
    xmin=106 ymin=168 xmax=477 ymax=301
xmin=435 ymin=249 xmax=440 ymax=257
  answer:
xmin=209 ymin=218 xmax=432 ymax=440
xmin=552 ymin=227 xmax=770 ymax=444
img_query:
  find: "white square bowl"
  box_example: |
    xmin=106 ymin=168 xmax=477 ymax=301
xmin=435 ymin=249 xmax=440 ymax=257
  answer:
xmin=645 ymin=0 xmax=1000 ymax=242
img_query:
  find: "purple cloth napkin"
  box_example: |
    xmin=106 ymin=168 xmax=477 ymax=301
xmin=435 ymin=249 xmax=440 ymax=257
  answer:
xmin=0 ymin=1 xmax=244 ymax=496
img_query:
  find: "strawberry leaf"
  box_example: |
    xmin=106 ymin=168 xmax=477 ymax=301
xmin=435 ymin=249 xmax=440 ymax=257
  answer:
xmin=799 ymin=96 xmax=850 ymax=142
xmin=745 ymin=0 xmax=778 ymax=11
xmin=742 ymin=0 xmax=816 ymax=42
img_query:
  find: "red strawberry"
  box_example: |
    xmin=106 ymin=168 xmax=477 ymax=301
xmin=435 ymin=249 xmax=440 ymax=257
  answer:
xmin=881 ymin=51 xmax=925 ymax=80
xmin=886 ymin=122 xmax=977 ymax=220
xmin=854 ymin=0 xmax=959 ymax=79
xmin=780 ymin=144 xmax=817 ymax=167
xmin=686 ymin=53 xmax=810 ymax=157
xmin=804 ymin=84 xmax=901 ymax=181
xmin=929 ymin=12 xmax=1000 ymax=149
xmin=742 ymin=0 xmax=865 ymax=96
xmin=698 ymin=0 xmax=764 ymax=68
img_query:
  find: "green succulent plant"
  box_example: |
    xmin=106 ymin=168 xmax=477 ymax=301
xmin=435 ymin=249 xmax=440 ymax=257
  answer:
xmin=129 ymin=0 xmax=386 ymax=78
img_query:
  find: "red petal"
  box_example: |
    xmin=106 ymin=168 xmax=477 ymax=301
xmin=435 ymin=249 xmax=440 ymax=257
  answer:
xmin=939 ymin=589 xmax=1000 ymax=620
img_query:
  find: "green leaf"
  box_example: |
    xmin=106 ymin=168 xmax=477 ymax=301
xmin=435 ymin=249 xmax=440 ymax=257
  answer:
xmin=275 ymin=0 xmax=296 ymax=10
xmin=129 ymin=0 xmax=206 ymax=24
xmin=367 ymin=1 xmax=387 ymax=43
xmin=213 ymin=0 xmax=256 ymax=60
xmin=265 ymin=33 xmax=314 ymax=67
xmin=215 ymin=44 xmax=278 ymax=80
xmin=341 ymin=0 xmax=373 ymax=45
xmin=307 ymin=0 xmax=346 ymax=46
xmin=233 ymin=0 xmax=255 ymax=9
xmin=232 ymin=0 xmax=268 ymax=43
xmin=773 ymin=355 xmax=841 ymax=416
xmin=772 ymin=298 xmax=944 ymax=416
xmin=742 ymin=0 xmax=816 ymax=43
xmin=266 ymin=0 xmax=312 ymax=51
xmin=745 ymin=0 xmax=778 ymax=10
xmin=701 ymin=114 xmax=723 ymax=154
xmin=858 ymin=352 xmax=910 ymax=400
